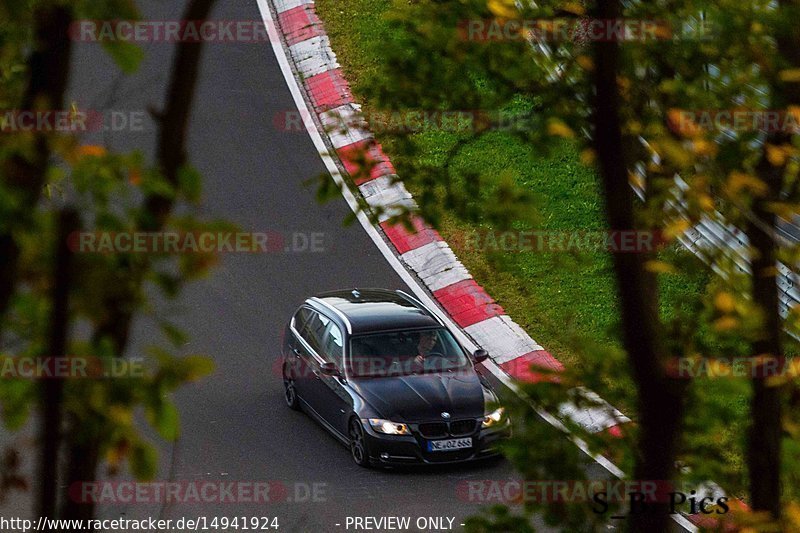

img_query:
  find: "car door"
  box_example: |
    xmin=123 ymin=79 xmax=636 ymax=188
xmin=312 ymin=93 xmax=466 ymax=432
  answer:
xmin=312 ymin=320 xmax=352 ymax=436
xmin=291 ymin=310 xmax=344 ymax=429
xmin=287 ymin=306 xmax=318 ymax=405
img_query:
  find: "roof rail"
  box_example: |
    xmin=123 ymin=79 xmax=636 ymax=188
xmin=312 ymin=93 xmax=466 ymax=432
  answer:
xmin=308 ymin=297 xmax=353 ymax=334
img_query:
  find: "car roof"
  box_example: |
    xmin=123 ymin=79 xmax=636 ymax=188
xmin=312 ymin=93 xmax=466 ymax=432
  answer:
xmin=308 ymin=288 xmax=442 ymax=335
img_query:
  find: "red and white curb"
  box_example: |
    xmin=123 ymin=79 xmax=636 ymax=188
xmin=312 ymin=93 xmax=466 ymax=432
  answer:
xmin=257 ymin=1 xmax=710 ymax=529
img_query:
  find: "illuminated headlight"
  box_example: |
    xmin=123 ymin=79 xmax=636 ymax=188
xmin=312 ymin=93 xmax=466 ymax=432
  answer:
xmin=482 ymin=407 xmax=505 ymax=428
xmin=368 ymin=419 xmax=410 ymax=435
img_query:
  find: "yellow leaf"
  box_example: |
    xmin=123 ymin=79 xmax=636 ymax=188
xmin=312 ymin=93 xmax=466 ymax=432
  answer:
xmin=658 ymin=139 xmax=694 ymax=167
xmin=726 ymin=171 xmax=769 ymax=197
xmin=561 ymin=2 xmax=585 ymax=15
xmin=487 ymin=0 xmax=518 ymax=18
xmin=713 ymin=316 xmax=740 ymax=331
xmin=645 ymin=260 xmax=676 ymax=274
xmin=697 ymin=193 xmax=715 ymax=211
xmin=692 ymin=139 xmax=717 ymax=157
xmin=653 ymin=23 xmax=673 ymax=40
xmin=667 ymin=108 xmax=701 ymax=137
xmin=576 ymin=55 xmax=594 ymax=71
xmin=129 ymin=167 xmax=142 ymax=185
xmin=706 ymin=359 xmax=732 ymax=378
xmin=714 ymin=292 xmax=736 ymax=313
xmin=626 ymin=120 xmax=642 ymax=135
xmin=786 ymin=502 xmax=800 ymax=528
xmin=547 ymin=119 xmax=575 ymax=138
xmin=108 ymin=405 xmax=133 ymax=425
xmin=78 ymin=145 xmax=106 ymax=158
xmin=785 ymin=358 xmax=800 ymax=378
xmin=766 ymin=144 xmax=787 ymax=166
xmin=580 ymin=148 xmax=596 ymax=165
xmin=779 ymin=69 xmax=800 ymax=82
xmin=663 ymin=218 xmax=690 ymax=239
xmin=106 ymin=446 xmax=123 ymax=468
xmin=629 ymin=172 xmax=645 ymax=190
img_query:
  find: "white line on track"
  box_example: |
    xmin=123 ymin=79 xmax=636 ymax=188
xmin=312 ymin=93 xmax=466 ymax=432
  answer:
xmin=254 ymin=2 xmax=696 ymax=529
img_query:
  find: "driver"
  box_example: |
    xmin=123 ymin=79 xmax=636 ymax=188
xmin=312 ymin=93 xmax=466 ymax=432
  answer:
xmin=412 ymin=331 xmax=438 ymax=372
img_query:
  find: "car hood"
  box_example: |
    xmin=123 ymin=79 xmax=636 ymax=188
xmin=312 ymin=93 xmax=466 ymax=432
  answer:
xmin=351 ymin=370 xmax=493 ymax=422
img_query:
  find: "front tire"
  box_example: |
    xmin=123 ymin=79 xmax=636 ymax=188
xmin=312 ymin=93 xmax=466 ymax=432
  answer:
xmin=348 ymin=418 xmax=371 ymax=468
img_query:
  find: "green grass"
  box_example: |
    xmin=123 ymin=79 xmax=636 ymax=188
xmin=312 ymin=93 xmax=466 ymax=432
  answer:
xmin=315 ymin=0 xmax=710 ymax=396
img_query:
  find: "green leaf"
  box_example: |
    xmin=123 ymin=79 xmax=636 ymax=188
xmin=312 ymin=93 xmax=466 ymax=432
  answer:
xmin=129 ymin=440 xmax=158 ymax=480
xmin=102 ymin=41 xmax=144 ymax=74
xmin=160 ymin=321 xmax=188 ymax=347
xmin=146 ymin=399 xmax=180 ymax=441
xmin=181 ymin=355 xmax=215 ymax=382
xmin=177 ymin=165 xmax=203 ymax=203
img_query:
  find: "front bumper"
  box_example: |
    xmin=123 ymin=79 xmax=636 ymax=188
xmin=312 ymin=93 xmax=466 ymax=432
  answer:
xmin=361 ymin=419 xmax=511 ymax=466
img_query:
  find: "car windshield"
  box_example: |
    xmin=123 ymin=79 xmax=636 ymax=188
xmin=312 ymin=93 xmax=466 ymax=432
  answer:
xmin=347 ymin=328 xmax=470 ymax=378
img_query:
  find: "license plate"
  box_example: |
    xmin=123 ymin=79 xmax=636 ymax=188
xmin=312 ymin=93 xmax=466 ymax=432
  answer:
xmin=427 ymin=437 xmax=472 ymax=452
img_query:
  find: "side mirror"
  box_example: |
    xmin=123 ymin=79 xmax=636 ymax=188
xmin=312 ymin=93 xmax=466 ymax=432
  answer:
xmin=472 ymin=349 xmax=489 ymax=364
xmin=320 ymin=362 xmax=340 ymax=376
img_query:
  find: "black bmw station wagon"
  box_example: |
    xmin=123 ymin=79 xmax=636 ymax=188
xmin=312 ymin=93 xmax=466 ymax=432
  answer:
xmin=281 ymin=288 xmax=510 ymax=467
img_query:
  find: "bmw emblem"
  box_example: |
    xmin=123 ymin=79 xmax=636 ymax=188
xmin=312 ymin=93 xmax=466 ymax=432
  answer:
xmin=441 ymin=412 xmax=451 ymax=419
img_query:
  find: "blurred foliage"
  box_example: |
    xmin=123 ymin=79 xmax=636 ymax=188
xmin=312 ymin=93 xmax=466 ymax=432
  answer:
xmin=0 ymin=0 xmax=217 ymax=503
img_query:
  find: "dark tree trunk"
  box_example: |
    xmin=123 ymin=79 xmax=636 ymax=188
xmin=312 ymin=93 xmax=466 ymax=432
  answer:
xmin=0 ymin=5 xmax=72 ymax=327
xmin=744 ymin=175 xmax=783 ymax=518
xmin=745 ymin=0 xmax=800 ymax=519
xmin=37 ymin=210 xmax=79 ymax=518
xmin=591 ymin=1 xmax=685 ymax=530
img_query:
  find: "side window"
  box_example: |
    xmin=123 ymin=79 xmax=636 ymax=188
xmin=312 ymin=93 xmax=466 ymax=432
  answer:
xmin=292 ymin=307 xmax=312 ymax=333
xmin=322 ymin=322 xmax=344 ymax=366
xmin=299 ymin=310 xmax=328 ymax=356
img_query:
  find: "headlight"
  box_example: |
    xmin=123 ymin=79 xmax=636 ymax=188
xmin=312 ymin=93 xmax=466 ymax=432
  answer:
xmin=368 ymin=418 xmax=410 ymax=435
xmin=482 ymin=407 xmax=505 ymax=428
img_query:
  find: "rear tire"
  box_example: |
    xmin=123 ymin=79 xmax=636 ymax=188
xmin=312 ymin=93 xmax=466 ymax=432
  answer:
xmin=348 ymin=418 xmax=371 ymax=468
xmin=283 ymin=374 xmax=300 ymax=411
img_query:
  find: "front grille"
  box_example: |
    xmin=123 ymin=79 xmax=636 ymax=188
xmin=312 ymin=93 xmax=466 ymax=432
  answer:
xmin=449 ymin=419 xmax=478 ymax=436
xmin=418 ymin=422 xmax=448 ymax=438
xmin=417 ymin=420 xmax=478 ymax=438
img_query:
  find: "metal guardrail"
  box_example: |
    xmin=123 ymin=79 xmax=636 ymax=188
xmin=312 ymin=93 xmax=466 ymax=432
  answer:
xmin=642 ymin=169 xmax=800 ymax=326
